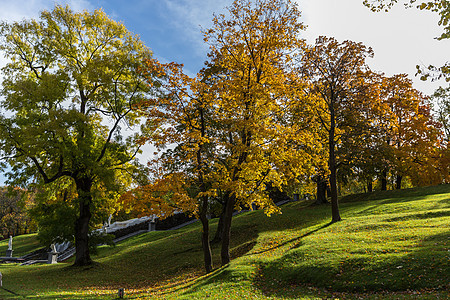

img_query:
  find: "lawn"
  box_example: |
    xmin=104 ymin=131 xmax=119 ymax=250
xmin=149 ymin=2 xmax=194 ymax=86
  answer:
xmin=0 ymin=184 xmax=448 ymax=299
xmin=0 ymin=233 xmax=41 ymax=258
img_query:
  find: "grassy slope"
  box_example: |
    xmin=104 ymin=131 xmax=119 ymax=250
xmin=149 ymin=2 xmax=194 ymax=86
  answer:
xmin=0 ymin=185 xmax=448 ymax=299
xmin=0 ymin=233 xmax=41 ymax=257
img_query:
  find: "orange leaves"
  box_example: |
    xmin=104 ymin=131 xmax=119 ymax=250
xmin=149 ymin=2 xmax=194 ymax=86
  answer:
xmin=374 ymin=74 xmax=445 ymax=184
xmin=120 ymin=172 xmax=198 ymax=219
xmin=139 ymin=57 xmax=167 ymax=80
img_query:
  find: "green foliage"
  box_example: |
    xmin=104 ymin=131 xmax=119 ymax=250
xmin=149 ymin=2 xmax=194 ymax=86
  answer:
xmin=0 ymin=3 xmax=155 ymax=197
xmin=30 ymin=197 xmax=77 ymax=246
xmin=88 ymin=231 xmax=115 ymax=255
xmin=29 ymin=178 xmax=117 ymax=253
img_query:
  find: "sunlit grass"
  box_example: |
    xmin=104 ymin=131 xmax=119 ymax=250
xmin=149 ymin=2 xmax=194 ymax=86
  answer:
xmin=0 ymin=184 xmax=449 ymax=299
xmin=0 ymin=233 xmax=41 ymax=257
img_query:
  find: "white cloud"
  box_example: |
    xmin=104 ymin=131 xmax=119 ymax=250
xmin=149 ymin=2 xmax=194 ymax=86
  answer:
xmin=162 ymin=0 xmax=231 ymax=55
xmin=157 ymin=0 xmax=449 ymax=95
xmin=295 ymin=0 xmax=449 ymax=95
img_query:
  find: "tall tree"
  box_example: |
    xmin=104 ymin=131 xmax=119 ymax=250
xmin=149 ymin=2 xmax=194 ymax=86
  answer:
xmin=0 ymin=6 xmax=161 ymax=265
xmin=125 ymin=62 xmax=217 ymax=273
xmin=350 ymin=73 xmax=446 ymax=189
xmin=375 ymin=74 xmax=443 ymax=188
xmin=299 ymin=36 xmax=375 ymax=222
xmin=433 ymin=87 xmax=450 ymax=143
xmin=202 ymin=0 xmax=310 ymax=265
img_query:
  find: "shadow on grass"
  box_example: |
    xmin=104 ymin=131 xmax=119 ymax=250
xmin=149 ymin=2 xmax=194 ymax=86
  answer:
xmin=169 ymin=203 xmax=334 ymax=298
xmin=253 ymin=231 xmax=449 ymax=299
xmin=0 ymin=286 xmax=23 ymax=299
xmin=0 ymin=233 xmax=41 ymax=258
xmin=5 ymin=186 xmax=448 ymax=299
xmin=249 ymin=222 xmax=333 ymax=256
xmin=340 ymin=184 xmax=450 ymax=204
xmin=386 ymin=210 xmax=450 ymax=222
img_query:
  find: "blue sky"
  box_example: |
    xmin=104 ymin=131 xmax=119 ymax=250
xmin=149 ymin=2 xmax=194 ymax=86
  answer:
xmin=0 ymin=0 xmax=448 ymax=90
xmin=0 ymin=0 xmax=448 ymax=184
xmin=91 ymin=0 xmax=228 ymax=72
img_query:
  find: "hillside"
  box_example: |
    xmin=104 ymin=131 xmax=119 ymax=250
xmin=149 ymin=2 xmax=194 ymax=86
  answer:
xmin=0 ymin=184 xmax=449 ymax=299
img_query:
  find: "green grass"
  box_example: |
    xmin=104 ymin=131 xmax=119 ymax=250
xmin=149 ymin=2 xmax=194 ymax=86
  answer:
xmin=0 ymin=184 xmax=449 ymax=299
xmin=0 ymin=233 xmax=41 ymax=257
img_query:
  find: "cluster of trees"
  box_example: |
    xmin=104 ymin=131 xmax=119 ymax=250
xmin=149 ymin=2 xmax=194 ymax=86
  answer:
xmin=0 ymin=0 xmax=447 ymax=271
xmin=0 ymin=188 xmax=35 ymax=239
xmin=123 ymin=0 xmax=449 ymax=272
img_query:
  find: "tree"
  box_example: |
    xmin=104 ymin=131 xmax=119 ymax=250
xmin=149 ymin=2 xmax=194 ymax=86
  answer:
xmin=0 ymin=187 xmax=34 ymax=238
xmin=126 ymin=0 xmax=312 ymax=270
xmin=124 ymin=61 xmax=218 ymax=273
xmin=374 ymin=74 xmax=444 ymax=188
xmin=349 ymin=73 xmax=446 ymax=190
xmin=432 ymin=87 xmax=450 ymax=183
xmin=0 ymin=6 xmax=161 ymax=265
xmin=203 ymin=0 xmax=310 ymax=265
xmin=299 ymin=36 xmax=376 ymax=222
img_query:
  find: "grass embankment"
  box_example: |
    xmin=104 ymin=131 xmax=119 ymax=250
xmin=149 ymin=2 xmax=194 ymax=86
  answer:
xmin=0 ymin=184 xmax=448 ymax=299
xmin=0 ymin=233 xmax=41 ymax=257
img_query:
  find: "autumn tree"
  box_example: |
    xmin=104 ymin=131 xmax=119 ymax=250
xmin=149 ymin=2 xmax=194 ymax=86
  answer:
xmin=123 ymin=61 xmax=218 ymax=273
xmin=126 ymin=0 xmax=313 ymax=270
xmin=376 ymin=74 xmax=445 ymax=188
xmin=343 ymin=73 xmax=446 ymax=190
xmin=431 ymin=87 xmax=450 ymax=182
xmin=203 ymin=0 xmax=312 ymax=265
xmin=124 ymin=0 xmax=314 ymax=271
xmin=299 ymin=36 xmax=377 ymax=222
xmin=0 ymin=6 xmax=161 ymax=265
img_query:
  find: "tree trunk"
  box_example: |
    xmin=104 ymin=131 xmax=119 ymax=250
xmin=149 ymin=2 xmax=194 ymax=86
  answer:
xmin=212 ymin=195 xmax=228 ymax=244
xmin=326 ymin=184 xmax=331 ymax=198
xmin=221 ymin=193 xmax=236 ymax=266
xmin=199 ymin=197 xmax=212 ymax=273
xmin=315 ymin=176 xmax=328 ymax=205
xmin=329 ymin=161 xmax=341 ymax=222
xmin=367 ymin=179 xmax=373 ymax=193
xmin=328 ymin=104 xmax=341 ymax=223
xmin=396 ymin=175 xmax=402 ymax=190
xmin=73 ymin=177 xmax=93 ymax=266
xmin=196 ymin=105 xmax=212 ymax=273
xmin=381 ymin=169 xmax=387 ymax=191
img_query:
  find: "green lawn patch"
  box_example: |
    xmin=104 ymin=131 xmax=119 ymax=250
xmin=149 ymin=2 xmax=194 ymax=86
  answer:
xmin=0 ymin=184 xmax=449 ymax=299
xmin=0 ymin=233 xmax=41 ymax=257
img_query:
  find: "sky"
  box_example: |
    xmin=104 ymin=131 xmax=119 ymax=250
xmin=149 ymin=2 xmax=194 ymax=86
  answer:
xmin=0 ymin=0 xmax=448 ymax=93
xmin=0 ymin=0 xmax=448 ymax=184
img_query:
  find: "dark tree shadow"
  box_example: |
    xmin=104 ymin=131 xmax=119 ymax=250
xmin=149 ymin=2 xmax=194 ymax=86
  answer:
xmin=249 ymin=222 xmax=334 ymax=256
